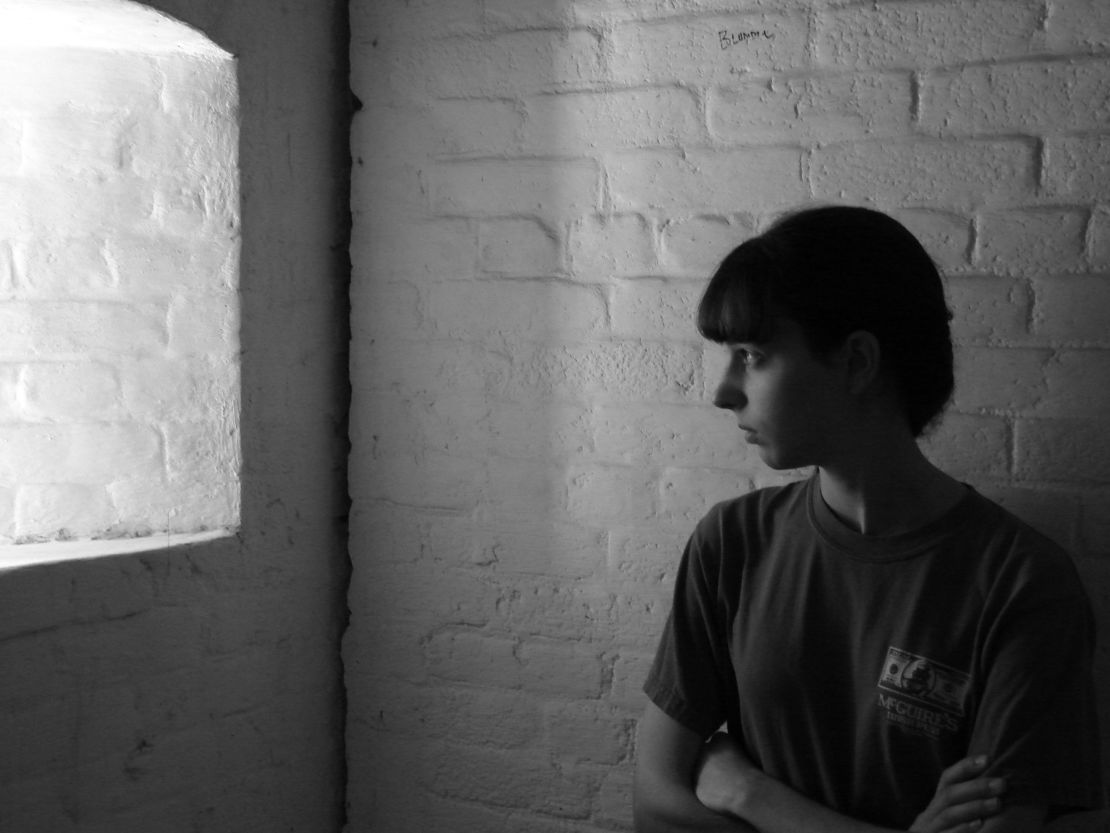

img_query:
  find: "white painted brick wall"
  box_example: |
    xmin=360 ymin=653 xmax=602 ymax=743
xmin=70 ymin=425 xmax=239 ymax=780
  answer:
xmin=0 ymin=27 xmax=239 ymax=543
xmin=0 ymin=2 xmax=350 ymax=832
xmin=349 ymin=0 xmax=1110 ymax=829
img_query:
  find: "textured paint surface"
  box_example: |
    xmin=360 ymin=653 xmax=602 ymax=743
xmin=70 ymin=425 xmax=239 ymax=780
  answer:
xmin=347 ymin=1 xmax=1110 ymax=830
xmin=0 ymin=1 xmax=240 ymax=543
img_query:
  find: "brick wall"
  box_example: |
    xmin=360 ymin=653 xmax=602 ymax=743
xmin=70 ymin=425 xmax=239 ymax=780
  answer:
xmin=348 ymin=0 xmax=1110 ymax=830
xmin=0 ymin=9 xmax=239 ymax=543
xmin=0 ymin=1 xmax=350 ymax=830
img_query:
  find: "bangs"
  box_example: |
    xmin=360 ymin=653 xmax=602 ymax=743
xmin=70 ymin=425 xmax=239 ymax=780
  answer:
xmin=696 ymin=243 xmax=775 ymax=345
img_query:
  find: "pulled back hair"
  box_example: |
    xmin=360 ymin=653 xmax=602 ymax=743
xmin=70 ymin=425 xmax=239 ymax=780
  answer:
xmin=697 ymin=205 xmax=954 ymax=437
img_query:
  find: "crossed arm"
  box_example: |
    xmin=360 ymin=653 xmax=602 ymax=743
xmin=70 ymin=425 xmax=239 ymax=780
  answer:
xmin=633 ymin=702 xmax=1048 ymax=833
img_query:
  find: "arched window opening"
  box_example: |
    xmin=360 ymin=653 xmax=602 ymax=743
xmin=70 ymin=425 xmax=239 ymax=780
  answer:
xmin=0 ymin=0 xmax=240 ymax=554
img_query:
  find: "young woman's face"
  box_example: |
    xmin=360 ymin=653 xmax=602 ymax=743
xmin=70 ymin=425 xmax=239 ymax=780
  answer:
xmin=712 ymin=317 xmax=852 ymax=470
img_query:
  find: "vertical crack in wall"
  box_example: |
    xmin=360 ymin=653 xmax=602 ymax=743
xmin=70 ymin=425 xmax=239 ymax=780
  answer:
xmin=335 ymin=1 xmax=355 ymax=827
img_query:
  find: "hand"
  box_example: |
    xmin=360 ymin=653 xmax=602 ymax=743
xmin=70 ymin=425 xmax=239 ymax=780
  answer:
xmin=910 ymin=755 xmax=1007 ymax=833
xmin=694 ymin=732 xmax=761 ymax=818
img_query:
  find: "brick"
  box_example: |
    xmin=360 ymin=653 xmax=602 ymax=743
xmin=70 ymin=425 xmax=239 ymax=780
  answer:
xmin=352 ymin=563 xmax=497 ymax=635
xmin=1045 ymin=0 xmax=1110 ymax=52
xmin=426 ymin=279 xmax=607 ymax=343
xmin=19 ymin=361 xmax=121 ymax=421
xmin=891 ymin=210 xmax=972 ymax=274
xmin=920 ymin=413 xmax=1010 ymax=480
xmin=921 ymin=61 xmax=1110 ymax=136
xmin=544 ymin=701 xmax=634 ymax=765
xmin=811 ymin=140 xmax=1035 ymax=211
xmin=518 ymin=639 xmax=606 ymax=698
xmin=424 ymin=30 xmax=605 ymax=98
xmin=427 ymin=98 xmax=521 ymax=158
xmin=659 ymin=466 xmax=749 ymax=525
xmin=610 ymin=279 xmax=703 ymax=341
xmin=368 ymin=681 xmax=542 ymax=748
xmin=107 ymin=234 xmax=236 ymax=296
xmin=353 ymin=218 xmax=475 ymax=280
xmin=153 ymin=175 xmax=236 ymax=238
xmin=121 ymin=358 xmax=235 ymax=423
xmin=1039 ymin=351 xmax=1110 ymax=418
xmin=484 ymin=0 xmax=575 ymax=30
xmin=349 ymin=448 xmax=484 ymax=510
xmin=349 ymin=279 xmax=423 ymax=342
xmin=1015 ymin=418 xmax=1110 ymax=484
xmin=484 ymin=399 xmax=592 ymax=461
xmin=0 ymin=242 xmax=14 ymax=294
xmin=710 ymin=71 xmax=912 ymax=145
xmin=0 ymin=176 xmax=155 ymax=239
xmin=353 ymin=0 xmax=483 ymax=40
xmin=952 ymin=347 xmax=1052 ymax=413
xmin=164 ymin=419 xmax=239 ymax=489
xmin=609 ymin=148 xmax=805 ymax=215
xmin=0 ymin=485 xmax=14 ymax=541
xmin=0 ymin=299 xmax=166 ymax=359
xmin=15 ymin=236 xmax=115 ymax=296
xmin=592 ymin=400 xmax=753 ymax=469
xmin=1044 ymin=136 xmax=1110 ymax=202
xmin=976 ymin=210 xmax=1087 ymax=277
xmin=0 ymin=48 xmax=161 ymax=112
xmin=607 ymin=524 xmax=690 ymax=584
xmin=0 ymin=363 xmax=19 ymax=420
xmin=815 ymin=1 xmax=1039 ymax=69
xmin=425 ymin=630 xmax=521 ymax=688
xmin=495 ymin=575 xmax=620 ymax=643
xmin=428 ymin=743 xmax=596 ymax=818
xmin=598 ymin=768 xmax=636 ymax=829
xmin=609 ymin=651 xmax=657 ymax=709
xmin=611 ymin=12 xmax=810 ymax=86
xmin=351 ymin=339 xmax=510 ymax=396
xmin=522 ymin=87 xmax=702 ymax=155
xmin=0 ymin=422 xmax=161 ymax=485
xmin=661 ymin=216 xmax=755 ymax=276
xmin=479 ymin=219 xmax=561 ymax=276
xmin=21 ymin=110 xmax=127 ymax=177
xmin=1080 ymin=491 xmax=1110 ymax=557
xmin=511 ymin=341 xmax=703 ymax=404
xmin=469 ymin=516 xmax=607 ymax=578
xmin=566 ymin=463 xmax=657 ymax=525
xmin=977 ymin=485 xmax=1080 ymax=551
xmin=168 ymin=293 xmax=237 ymax=357
xmin=0 ymin=117 xmax=20 ymax=175
xmin=430 ymin=159 xmax=599 ymax=221
xmin=108 ymin=477 xmax=238 ymax=535
xmin=1032 ymin=277 xmax=1110 ymax=344
xmin=568 ymin=214 xmax=656 ymax=280
xmin=946 ymin=276 xmax=1031 ymax=344
xmin=485 ymin=457 xmax=567 ymax=518
xmin=1093 ymin=210 xmax=1110 ymax=270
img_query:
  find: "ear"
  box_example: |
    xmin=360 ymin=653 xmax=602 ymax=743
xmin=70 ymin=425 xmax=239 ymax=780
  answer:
xmin=841 ymin=330 xmax=882 ymax=395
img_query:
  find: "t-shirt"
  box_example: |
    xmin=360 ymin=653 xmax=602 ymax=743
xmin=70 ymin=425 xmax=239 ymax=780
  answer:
xmin=644 ymin=475 xmax=1104 ymax=826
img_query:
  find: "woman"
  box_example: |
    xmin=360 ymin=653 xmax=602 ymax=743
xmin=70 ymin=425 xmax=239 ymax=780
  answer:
xmin=634 ymin=206 xmax=1103 ymax=833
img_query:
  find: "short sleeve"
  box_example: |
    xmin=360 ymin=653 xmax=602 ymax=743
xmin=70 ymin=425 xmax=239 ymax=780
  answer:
xmin=969 ymin=590 xmax=1105 ymax=815
xmin=643 ymin=524 xmax=737 ymax=739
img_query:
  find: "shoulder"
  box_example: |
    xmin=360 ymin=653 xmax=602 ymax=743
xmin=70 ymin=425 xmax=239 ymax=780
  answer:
xmin=960 ymin=489 xmax=1089 ymax=608
xmin=688 ymin=477 xmax=811 ymax=559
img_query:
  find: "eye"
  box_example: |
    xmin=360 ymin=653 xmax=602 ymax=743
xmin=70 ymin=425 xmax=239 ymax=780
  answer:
xmin=730 ymin=346 xmax=762 ymax=367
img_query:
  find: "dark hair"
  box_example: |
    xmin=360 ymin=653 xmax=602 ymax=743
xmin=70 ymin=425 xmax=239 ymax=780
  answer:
xmin=697 ymin=205 xmax=954 ymax=437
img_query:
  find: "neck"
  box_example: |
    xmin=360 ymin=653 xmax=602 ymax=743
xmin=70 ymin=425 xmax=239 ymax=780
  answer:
xmin=816 ymin=422 xmax=964 ymax=537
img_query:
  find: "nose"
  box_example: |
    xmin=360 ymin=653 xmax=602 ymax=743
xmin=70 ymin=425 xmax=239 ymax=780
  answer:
xmin=713 ymin=370 xmax=746 ymax=411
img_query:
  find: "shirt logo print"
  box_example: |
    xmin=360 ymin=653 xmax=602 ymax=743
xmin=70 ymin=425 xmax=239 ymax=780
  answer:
xmin=876 ymin=646 xmax=972 ymax=739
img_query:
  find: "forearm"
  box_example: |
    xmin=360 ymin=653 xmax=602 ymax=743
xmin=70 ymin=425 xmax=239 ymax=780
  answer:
xmin=633 ymin=769 xmax=758 ymax=833
xmin=727 ymin=768 xmax=895 ymax=833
